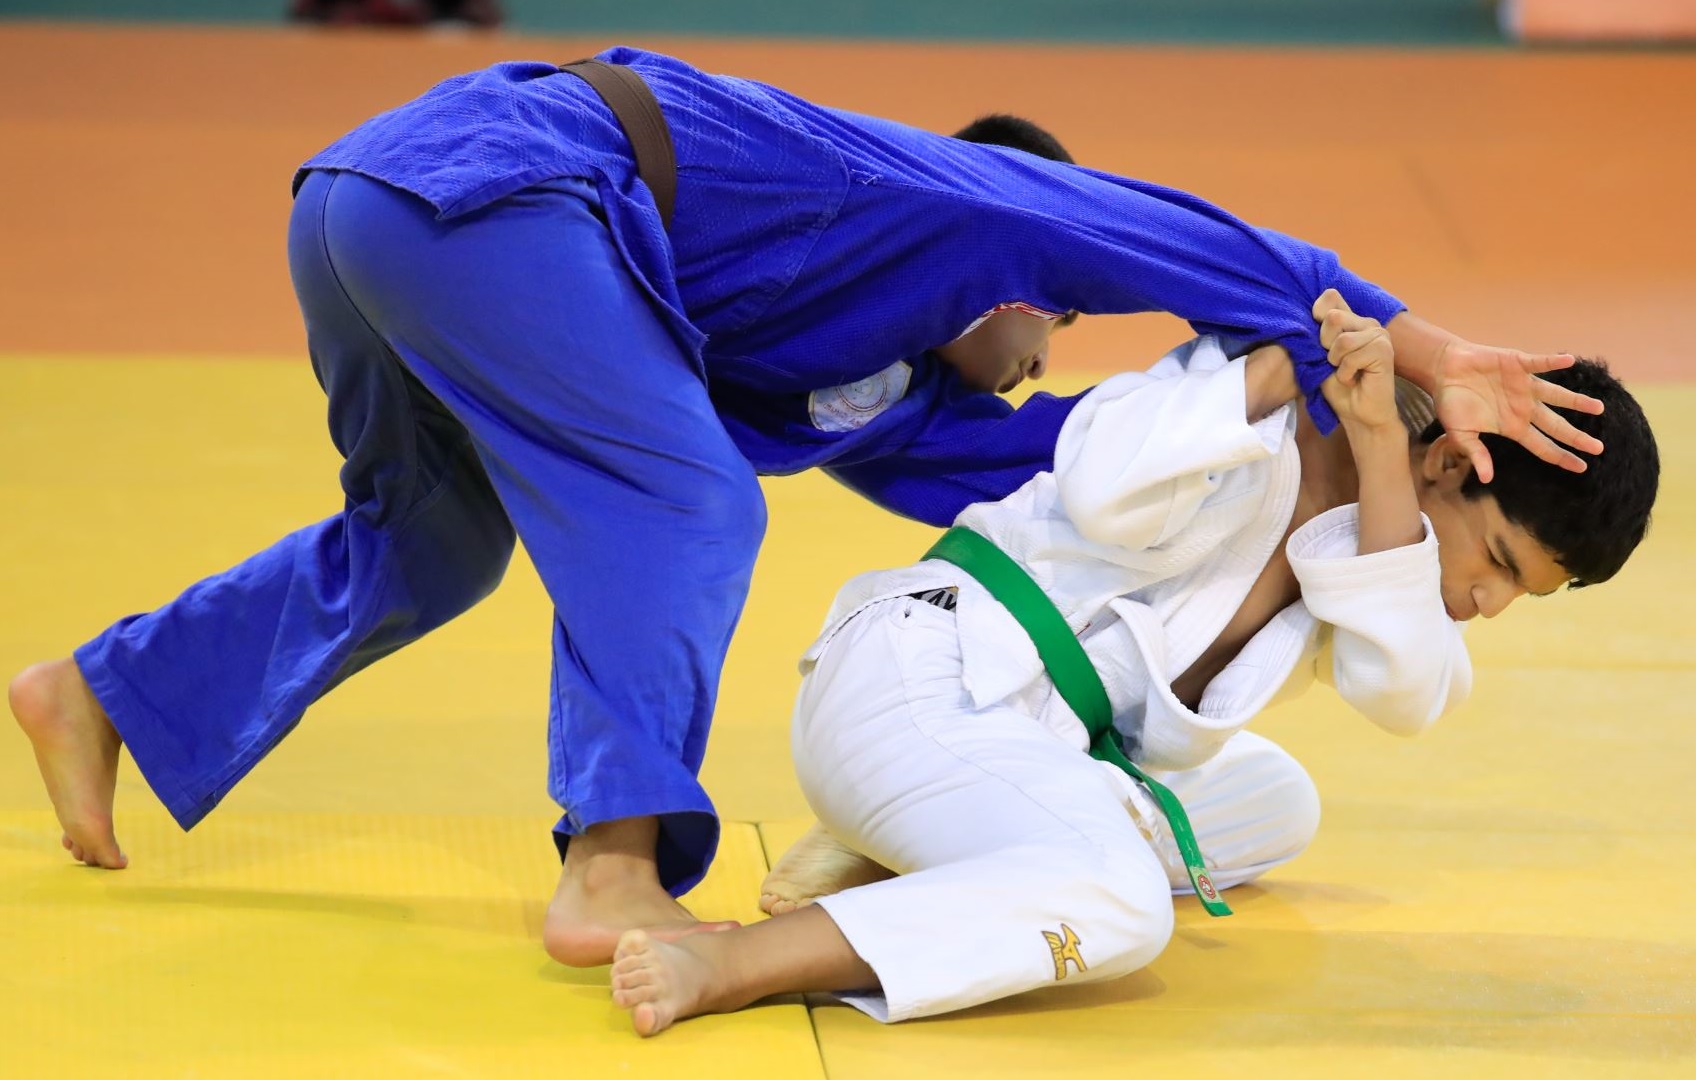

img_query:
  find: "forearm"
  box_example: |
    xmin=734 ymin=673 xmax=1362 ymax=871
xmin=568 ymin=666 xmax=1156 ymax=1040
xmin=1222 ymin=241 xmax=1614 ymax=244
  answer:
xmin=1347 ymin=425 xmax=1423 ymax=555
xmin=1243 ymin=345 xmax=1301 ymax=421
xmin=1384 ymin=311 xmax=1463 ymax=395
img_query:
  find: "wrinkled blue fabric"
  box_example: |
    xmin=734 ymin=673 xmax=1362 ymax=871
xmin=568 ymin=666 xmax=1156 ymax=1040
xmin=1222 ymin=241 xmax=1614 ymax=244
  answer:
xmin=82 ymin=49 xmax=1406 ymax=895
xmin=303 ymin=47 xmax=1404 ymax=440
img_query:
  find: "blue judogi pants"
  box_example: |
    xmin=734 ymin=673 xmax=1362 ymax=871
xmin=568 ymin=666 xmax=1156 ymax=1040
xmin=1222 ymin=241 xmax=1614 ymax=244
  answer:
xmin=76 ymin=171 xmax=765 ymax=894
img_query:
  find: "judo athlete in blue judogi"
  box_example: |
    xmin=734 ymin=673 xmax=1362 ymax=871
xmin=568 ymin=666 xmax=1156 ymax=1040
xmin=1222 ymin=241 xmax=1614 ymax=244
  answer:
xmin=10 ymin=47 xmax=1602 ymax=968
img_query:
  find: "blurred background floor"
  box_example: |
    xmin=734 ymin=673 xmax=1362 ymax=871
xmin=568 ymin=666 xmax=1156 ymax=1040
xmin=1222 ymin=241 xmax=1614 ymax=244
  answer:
xmin=1 ymin=20 xmax=1692 ymax=1080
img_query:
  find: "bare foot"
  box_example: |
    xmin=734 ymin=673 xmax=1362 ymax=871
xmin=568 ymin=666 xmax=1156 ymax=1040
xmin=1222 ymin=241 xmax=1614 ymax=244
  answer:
xmin=542 ymin=816 xmax=737 ymax=967
xmin=610 ymin=929 xmax=722 ymax=1037
xmin=759 ymin=822 xmax=893 ymax=916
xmin=8 ymin=659 xmax=127 ymax=869
xmin=613 ymin=905 xmax=880 ymax=1036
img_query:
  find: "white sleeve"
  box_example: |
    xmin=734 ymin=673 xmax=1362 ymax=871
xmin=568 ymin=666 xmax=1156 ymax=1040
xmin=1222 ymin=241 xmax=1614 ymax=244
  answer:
xmin=1055 ymin=337 xmax=1291 ymax=551
xmin=1287 ymin=505 xmax=1473 ymax=736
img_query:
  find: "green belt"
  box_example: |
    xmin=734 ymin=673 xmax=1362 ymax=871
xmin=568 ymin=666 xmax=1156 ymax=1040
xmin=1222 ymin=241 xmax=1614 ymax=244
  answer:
xmin=923 ymin=526 xmax=1232 ymax=917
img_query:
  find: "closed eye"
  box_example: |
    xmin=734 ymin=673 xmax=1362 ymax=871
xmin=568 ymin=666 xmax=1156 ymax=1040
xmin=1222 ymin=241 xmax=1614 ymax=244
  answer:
xmin=1488 ymin=541 xmax=1521 ymax=589
xmin=1492 ymin=538 xmax=1558 ymax=598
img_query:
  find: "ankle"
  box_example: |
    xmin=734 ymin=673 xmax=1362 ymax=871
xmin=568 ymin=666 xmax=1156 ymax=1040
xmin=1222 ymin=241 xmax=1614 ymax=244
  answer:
xmin=672 ymin=933 xmax=750 ymax=1014
xmin=566 ymin=849 xmax=666 ymax=894
xmin=571 ymin=815 xmax=660 ymax=857
xmin=562 ymin=816 xmax=664 ymax=882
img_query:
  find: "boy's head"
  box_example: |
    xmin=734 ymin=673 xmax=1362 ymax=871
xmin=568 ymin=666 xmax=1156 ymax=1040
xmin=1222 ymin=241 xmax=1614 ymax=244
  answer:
xmin=951 ymin=113 xmax=1077 ymax=164
xmin=1414 ymin=358 xmax=1658 ymax=620
xmin=937 ymin=114 xmax=1080 ymax=394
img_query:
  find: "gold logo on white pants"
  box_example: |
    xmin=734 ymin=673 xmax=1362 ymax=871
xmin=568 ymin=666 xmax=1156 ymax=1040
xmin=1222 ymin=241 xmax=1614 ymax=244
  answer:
xmin=1043 ymin=924 xmax=1087 ymax=981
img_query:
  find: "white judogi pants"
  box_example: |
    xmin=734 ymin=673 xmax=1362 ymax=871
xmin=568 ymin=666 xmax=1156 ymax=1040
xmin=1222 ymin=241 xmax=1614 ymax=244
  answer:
xmin=797 ymin=597 xmax=1321 ymax=1022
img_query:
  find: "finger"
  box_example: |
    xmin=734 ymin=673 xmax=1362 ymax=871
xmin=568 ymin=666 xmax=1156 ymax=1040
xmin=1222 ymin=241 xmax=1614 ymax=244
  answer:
xmin=1517 ymin=424 xmax=1589 ymax=473
xmin=1319 ymin=371 xmax=1346 ymax=408
xmin=1331 ymin=328 xmax=1390 ymax=375
xmin=1336 ymin=348 xmax=1376 ymax=388
xmin=1318 ymin=307 xmax=1344 ymax=350
xmin=1319 ymin=307 xmax=1368 ymax=350
xmin=1516 ymin=351 xmax=1578 ymax=375
xmin=1449 ymin=430 xmax=1495 ymax=484
xmin=1531 ymin=403 xmax=1604 ymax=456
xmin=1532 ymin=376 xmax=1605 ymax=416
xmin=1311 ymin=288 xmax=1348 ymax=321
xmin=1319 ymin=308 xmax=1382 ymax=352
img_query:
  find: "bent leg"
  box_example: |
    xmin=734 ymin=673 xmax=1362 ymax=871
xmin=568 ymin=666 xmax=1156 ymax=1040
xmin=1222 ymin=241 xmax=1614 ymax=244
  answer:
xmin=316 ymin=173 xmax=766 ymax=959
xmin=789 ymin=598 xmax=1176 ymax=1021
xmin=754 ymin=725 xmax=1321 ymax=915
xmin=1143 ymin=730 xmax=1322 ymax=893
xmin=25 ymin=169 xmax=516 ymax=855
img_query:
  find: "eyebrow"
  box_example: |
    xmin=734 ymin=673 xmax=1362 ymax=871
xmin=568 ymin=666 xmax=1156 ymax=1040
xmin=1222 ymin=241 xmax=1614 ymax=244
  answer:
xmin=1495 ymin=538 xmax=1557 ymax=598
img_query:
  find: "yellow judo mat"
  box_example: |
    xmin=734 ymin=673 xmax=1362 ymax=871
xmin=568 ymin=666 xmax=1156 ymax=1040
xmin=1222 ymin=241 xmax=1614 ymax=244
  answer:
xmin=2 ymin=355 xmax=1692 ymax=1078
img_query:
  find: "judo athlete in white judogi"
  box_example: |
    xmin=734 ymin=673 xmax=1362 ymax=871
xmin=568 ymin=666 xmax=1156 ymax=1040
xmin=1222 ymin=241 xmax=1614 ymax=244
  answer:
xmin=605 ymin=293 xmax=1658 ymax=1035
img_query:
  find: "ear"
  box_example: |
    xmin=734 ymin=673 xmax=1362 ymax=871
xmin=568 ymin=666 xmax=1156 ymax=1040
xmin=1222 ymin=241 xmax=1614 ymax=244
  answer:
xmin=1420 ymin=432 xmax=1475 ymax=489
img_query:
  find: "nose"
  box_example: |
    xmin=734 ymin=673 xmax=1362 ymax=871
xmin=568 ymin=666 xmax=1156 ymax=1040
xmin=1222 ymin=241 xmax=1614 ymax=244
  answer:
xmin=1472 ymin=580 xmax=1523 ymax=620
xmin=1028 ymin=347 xmax=1049 ymax=380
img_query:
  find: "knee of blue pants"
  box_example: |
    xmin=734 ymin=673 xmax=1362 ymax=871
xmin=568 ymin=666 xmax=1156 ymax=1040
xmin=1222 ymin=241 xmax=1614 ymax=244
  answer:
xmin=692 ymin=455 xmax=769 ymax=568
xmin=301 ymin=168 xmax=760 ymax=893
xmin=291 ymin=168 xmax=519 ymax=681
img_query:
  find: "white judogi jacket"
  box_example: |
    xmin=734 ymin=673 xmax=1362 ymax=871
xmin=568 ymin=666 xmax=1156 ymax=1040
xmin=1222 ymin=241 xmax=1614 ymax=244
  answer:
xmin=802 ymin=336 xmax=1472 ymax=771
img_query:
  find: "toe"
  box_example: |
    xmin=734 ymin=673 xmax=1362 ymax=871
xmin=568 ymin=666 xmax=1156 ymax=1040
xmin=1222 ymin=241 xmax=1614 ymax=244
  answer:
xmin=614 ymin=929 xmax=652 ymax=962
xmin=632 ymin=1001 xmax=667 ymax=1037
xmin=72 ymin=829 xmax=126 ymax=869
xmin=611 ymin=965 xmax=653 ymax=991
xmin=611 ymin=955 xmax=653 ymax=978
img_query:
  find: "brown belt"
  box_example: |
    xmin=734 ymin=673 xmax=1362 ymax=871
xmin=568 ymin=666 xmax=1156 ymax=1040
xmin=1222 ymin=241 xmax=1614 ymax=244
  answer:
xmin=557 ymin=59 xmax=677 ymax=229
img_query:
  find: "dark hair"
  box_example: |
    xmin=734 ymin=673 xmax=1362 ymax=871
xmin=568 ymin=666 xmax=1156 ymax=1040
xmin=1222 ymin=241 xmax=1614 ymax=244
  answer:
xmin=952 ymin=113 xmax=1075 ymax=165
xmin=953 ymin=114 xmax=1081 ymax=329
xmin=1418 ymin=358 xmax=1658 ymax=588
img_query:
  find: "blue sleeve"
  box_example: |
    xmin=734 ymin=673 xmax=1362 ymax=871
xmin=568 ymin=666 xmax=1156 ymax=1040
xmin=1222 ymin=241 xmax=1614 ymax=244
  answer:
xmin=1001 ymin=169 xmax=1406 ymax=433
xmin=1241 ymin=224 xmax=1407 ymax=431
xmin=782 ymin=144 xmax=1408 ymax=434
xmin=825 ymin=378 xmax=1090 ymax=527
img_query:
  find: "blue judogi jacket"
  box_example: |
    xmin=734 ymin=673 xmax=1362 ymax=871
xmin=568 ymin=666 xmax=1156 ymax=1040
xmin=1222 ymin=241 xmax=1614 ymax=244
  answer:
xmin=300 ymin=46 xmax=1405 ymax=526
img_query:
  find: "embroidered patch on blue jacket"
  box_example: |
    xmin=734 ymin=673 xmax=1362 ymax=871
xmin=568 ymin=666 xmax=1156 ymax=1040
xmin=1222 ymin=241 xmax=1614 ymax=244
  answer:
xmin=808 ymin=361 xmax=913 ymax=433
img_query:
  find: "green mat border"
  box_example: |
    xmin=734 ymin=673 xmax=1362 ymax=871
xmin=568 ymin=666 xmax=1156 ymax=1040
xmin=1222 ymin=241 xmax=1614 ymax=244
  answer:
xmin=0 ymin=0 xmax=1510 ymax=46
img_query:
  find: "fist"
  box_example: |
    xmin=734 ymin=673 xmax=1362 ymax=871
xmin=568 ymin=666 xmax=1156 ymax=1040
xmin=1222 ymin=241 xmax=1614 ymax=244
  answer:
xmin=1313 ymin=289 xmax=1398 ymax=432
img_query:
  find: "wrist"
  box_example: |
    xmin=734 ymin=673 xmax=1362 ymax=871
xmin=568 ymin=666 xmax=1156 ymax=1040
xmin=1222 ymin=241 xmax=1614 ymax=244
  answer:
xmin=1385 ymin=311 xmax=1461 ymax=395
xmin=1343 ymin=419 xmax=1409 ymax=459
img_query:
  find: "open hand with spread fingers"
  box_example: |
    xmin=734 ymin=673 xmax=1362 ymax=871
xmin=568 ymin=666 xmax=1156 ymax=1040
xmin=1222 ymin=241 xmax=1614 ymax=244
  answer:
xmin=1430 ymin=337 xmax=1604 ymax=482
